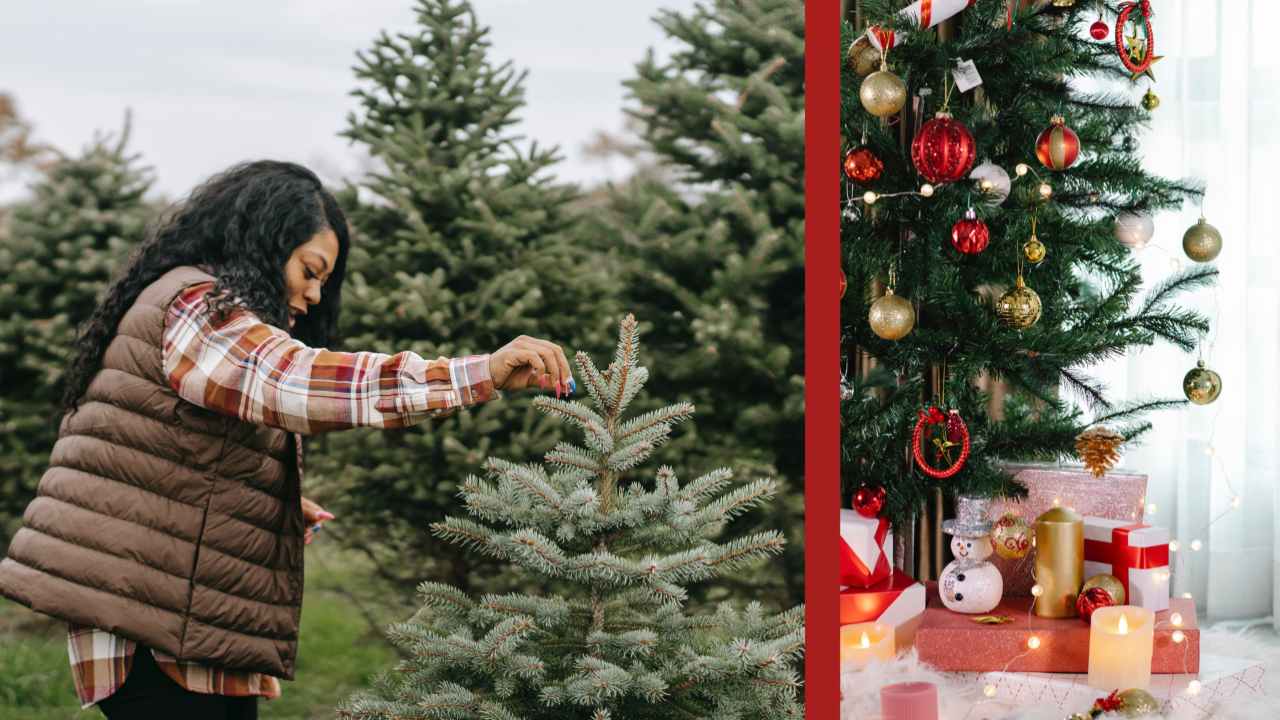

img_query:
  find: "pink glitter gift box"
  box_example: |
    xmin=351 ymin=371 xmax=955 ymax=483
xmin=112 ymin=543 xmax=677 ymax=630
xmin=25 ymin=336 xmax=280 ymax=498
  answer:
xmin=916 ymin=584 xmax=1199 ymax=673
xmin=989 ymin=463 xmax=1148 ymax=596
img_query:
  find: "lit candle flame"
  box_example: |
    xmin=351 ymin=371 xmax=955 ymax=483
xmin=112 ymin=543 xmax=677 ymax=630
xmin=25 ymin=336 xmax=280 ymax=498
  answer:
xmin=859 ymin=632 xmax=870 ymax=649
xmin=1118 ymin=614 xmax=1129 ymax=635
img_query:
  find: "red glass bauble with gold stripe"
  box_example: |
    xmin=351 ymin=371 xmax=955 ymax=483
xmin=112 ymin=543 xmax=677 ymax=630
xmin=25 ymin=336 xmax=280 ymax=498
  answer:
xmin=1035 ymin=115 xmax=1080 ymax=171
xmin=910 ymin=112 xmax=976 ymax=184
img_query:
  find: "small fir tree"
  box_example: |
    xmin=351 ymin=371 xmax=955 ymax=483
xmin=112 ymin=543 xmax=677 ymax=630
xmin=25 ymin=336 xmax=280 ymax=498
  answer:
xmin=339 ymin=315 xmax=804 ymax=720
xmin=0 ymin=117 xmax=152 ymax=544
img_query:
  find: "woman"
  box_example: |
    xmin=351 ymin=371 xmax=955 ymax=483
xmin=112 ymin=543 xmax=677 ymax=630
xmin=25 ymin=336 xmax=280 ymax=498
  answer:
xmin=0 ymin=160 xmax=573 ymax=719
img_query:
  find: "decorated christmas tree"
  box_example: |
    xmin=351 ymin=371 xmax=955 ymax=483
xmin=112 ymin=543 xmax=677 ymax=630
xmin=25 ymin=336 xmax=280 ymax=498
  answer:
xmin=0 ymin=116 xmax=152 ymax=545
xmin=841 ymin=1 xmax=1217 ymax=567
xmin=583 ymin=0 xmax=805 ymax=606
xmin=316 ymin=0 xmax=619 ymax=594
xmin=339 ymin=315 xmax=804 ymax=720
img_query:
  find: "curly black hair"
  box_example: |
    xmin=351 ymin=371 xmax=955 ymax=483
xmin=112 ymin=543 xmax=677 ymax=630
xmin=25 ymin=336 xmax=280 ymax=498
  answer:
xmin=60 ymin=159 xmax=350 ymax=417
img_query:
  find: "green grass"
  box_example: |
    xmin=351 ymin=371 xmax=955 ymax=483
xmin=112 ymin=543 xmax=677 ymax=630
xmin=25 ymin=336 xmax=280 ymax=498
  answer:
xmin=0 ymin=546 xmax=406 ymax=719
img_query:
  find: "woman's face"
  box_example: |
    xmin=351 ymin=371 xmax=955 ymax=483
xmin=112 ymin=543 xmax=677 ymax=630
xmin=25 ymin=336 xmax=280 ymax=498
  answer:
xmin=284 ymin=228 xmax=339 ymax=330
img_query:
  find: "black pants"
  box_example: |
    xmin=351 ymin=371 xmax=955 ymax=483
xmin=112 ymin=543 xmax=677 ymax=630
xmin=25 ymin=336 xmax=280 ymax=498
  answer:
xmin=96 ymin=645 xmax=258 ymax=720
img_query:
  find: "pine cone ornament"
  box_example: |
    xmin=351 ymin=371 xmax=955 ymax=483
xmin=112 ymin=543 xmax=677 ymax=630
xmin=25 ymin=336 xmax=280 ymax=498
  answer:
xmin=1075 ymin=426 xmax=1124 ymax=478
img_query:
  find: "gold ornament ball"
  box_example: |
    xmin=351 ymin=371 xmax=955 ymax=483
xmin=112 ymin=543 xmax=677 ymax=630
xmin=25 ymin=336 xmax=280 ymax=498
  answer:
xmin=848 ymin=40 xmax=882 ymax=77
xmin=1082 ymin=573 xmax=1127 ymax=606
xmin=996 ymin=276 xmax=1043 ymax=330
xmin=1142 ymin=88 xmax=1161 ymax=111
xmin=1117 ymin=688 xmax=1161 ymax=717
xmin=869 ymin=289 xmax=915 ymax=341
xmin=992 ymin=512 xmax=1032 ymax=560
xmin=860 ymin=70 xmax=907 ymax=118
xmin=1182 ymin=217 xmax=1223 ymax=263
xmin=1183 ymin=361 xmax=1222 ymax=405
xmin=1024 ymin=235 xmax=1047 ymax=264
xmin=1052 ymin=0 xmax=1078 ymax=6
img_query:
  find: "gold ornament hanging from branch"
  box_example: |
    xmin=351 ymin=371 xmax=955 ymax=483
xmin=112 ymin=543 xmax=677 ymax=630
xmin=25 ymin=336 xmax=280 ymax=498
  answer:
xmin=1075 ymin=426 xmax=1124 ymax=477
xmin=996 ymin=275 xmax=1042 ymax=329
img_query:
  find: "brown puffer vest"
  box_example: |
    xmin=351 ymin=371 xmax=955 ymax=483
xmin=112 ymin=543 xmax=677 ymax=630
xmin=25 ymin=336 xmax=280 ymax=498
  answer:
xmin=0 ymin=265 xmax=305 ymax=679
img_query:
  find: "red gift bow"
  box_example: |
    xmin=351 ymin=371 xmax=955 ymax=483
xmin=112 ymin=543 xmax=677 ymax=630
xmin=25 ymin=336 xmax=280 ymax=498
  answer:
xmin=839 ymin=516 xmax=891 ymax=587
xmin=1083 ymin=523 xmax=1170 ymax=599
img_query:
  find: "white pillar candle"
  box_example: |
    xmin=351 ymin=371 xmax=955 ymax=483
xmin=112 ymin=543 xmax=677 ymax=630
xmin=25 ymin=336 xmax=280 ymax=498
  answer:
xmin=1087 ymin=606 xmax=1155 ymax=690
xmin=840 ymin=622 xmax=895 ymax=669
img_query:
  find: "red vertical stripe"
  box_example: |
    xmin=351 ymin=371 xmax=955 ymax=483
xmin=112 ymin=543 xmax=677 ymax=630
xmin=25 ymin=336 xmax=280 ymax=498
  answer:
xmin=806 ymin=0 xmax=838 ymax=716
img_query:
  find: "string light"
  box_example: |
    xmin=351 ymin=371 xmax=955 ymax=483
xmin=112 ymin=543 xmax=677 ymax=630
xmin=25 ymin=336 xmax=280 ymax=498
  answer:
xmin=1172 ymin=630 xmax=1185 ymax=644
xmin=1015 ymin=163 xmax=1030 ymax=176
xmin=1038 ymin=182 xmax=1053 ymax=199
xmin=1169 ymin=540 xmax=1180 ymax=552
xmin=863 ymin=191 xmax=879 ymax=204
xmin=920 ymin=183 xmax=935 ymax=197
xmin=1170 ymin=612 xmax=1183 ymax=627
xmin=1182 ymin=592 xmax=1194 ymax=600
xmin=1191 ymin=539 xmax=1203 ymax=551
xmin=980 ymin=179 xmax=995 ymax=192
xmin=1231 ymin=496 xmax=1242 ymax=509
xmin=1146 ymin=503 xmax=1157 ymax=516
xmin=1031 ymin=584 xmax=1044 ymax=598
xmin=1205 ymin=445 xmax=1216 ymax=456
xmin=1027 ymin=636 xmax=1041 ymax=650
xmin=983 ymin=684 xmax=997 ymax=698
xmin=1188 ymin=680 xmax=1202 ymax=695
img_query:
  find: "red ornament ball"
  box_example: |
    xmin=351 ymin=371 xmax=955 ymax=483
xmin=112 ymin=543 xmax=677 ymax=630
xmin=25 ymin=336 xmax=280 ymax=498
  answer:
xmin=1036 ymin=115 xmax=1081 ymax=171
xmin=1090 ymin=19 xmax=1109 ymax=40
xmin=853 ymin=486 xmax=887 ymax=518
xmin=843 ymin=146 xmax=884 ymax=183
xmin=950 ymin=209 xmax=990 ymax=255
xmin=911 ymin=112 xmax=977 ymax=184
xmin=1075 ymin=586 xmax=1116 ymax=622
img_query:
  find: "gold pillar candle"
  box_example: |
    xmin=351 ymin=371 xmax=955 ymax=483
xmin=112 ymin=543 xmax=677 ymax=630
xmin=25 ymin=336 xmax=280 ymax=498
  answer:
xmin=1033 ymin=507 xmax=1084 ymax=618
xmin=840 ymin=622 xmax=895 ymax=669
xmin=1087 ymin=606 xmax=1155 ymax=690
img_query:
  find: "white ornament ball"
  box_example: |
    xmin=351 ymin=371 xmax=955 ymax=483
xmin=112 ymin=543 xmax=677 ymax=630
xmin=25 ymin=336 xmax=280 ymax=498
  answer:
xmin=1114 ymin=212 xmax=1155 ymax=250
xmin=969 ymin=161 xmax=1011 ymax=207
xmin=939 ymin=536 xmax=1003 ymax=614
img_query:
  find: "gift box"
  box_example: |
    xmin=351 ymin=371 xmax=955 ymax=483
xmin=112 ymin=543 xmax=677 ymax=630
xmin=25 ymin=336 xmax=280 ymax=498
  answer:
xmin=1083 ymin=516 xmax=1170 ymax=613
xmin=839 ymin=509 xmax=892 ymax=589
xmin=840 ymin=569 xmax=926 ymax=649
xmin=916 ymin=583 xmax=1198 ymax=673
xmin=990 ymin=464 xmax=1147 ymax=595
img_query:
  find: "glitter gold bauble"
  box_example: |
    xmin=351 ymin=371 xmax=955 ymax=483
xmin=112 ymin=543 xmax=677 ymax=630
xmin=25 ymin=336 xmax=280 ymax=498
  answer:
xmin=996 ymin=276 xmax=1042 ymax=330
xmin=847 ymin=38 xmax=882 ymax=77
xmin=1023 ymin=235 xmax=1046 ymax=264
xmin=860 ymin=69 xmax=907 ymax=118
xmin=1182 ymin=217 xmax=1223 ymax=263
xmin=1183 ymin=360 xmax=1222 ymax=405
xmin=1142 ymin=88 xmax=1161 ymax=111
xmin=991 ymin=512 xmax=1032 ymax=560
xmin=868 ymin=289 xmax=915 ymax=340
xmin=1116 ymin=688 xmax=1161 ymax=717
xmin=1082 ymin=573 xmax=1127 ymax=607
xmin=1075 ymin=425 xmax=1123 ymax=477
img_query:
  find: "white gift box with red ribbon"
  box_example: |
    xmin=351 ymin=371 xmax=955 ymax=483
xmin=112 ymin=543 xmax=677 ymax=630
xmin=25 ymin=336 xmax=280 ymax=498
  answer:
xmin=839 ymin=509 xmax=892 ymax=589
xmin=1083 ymin=516 xmax=1170 ymax=613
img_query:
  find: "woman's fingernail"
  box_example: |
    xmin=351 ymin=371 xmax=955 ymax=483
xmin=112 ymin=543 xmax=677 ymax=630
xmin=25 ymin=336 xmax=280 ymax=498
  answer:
xmin=319 ymin=512 xmax=335 ymax=521
xmin=568 ymin=377 xmax=576 ymax=394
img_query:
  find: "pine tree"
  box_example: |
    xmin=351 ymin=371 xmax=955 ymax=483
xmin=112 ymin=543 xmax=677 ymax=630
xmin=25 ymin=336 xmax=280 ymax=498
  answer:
xmin=842 ymin=4 xmax=1215 ymax=535
xmin=316 ymin=0 xmax=619 ymax=594
xmin=0 ymin=115 xmax=153 ymax=544
xmin=339 ymin=315 xmax=804 ymax=720
xmin=581 ymin=0 xmax=805 ymax=607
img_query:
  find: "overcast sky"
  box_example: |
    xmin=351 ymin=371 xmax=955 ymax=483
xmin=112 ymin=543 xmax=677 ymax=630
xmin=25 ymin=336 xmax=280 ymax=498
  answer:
xmin=2 ymin=0 xmax=691 ymax=201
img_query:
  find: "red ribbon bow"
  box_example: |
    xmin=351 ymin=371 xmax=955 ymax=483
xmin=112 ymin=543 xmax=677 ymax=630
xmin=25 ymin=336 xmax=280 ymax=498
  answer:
xmin=1083 ymin=523 xmax=1170 ymax=598
xmin=1093 ymin=690 xmax=1124 ymax=712
xmin=919 ymin=406 xmax=945 ymax=425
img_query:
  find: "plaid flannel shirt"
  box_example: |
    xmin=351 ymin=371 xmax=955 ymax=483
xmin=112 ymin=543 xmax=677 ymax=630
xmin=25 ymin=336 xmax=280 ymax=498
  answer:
xmin=68 ymin=280 xmax=496 ymax=707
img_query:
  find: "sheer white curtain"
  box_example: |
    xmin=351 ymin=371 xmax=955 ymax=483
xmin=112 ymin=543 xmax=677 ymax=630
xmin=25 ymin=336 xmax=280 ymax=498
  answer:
xmin=1089 ymin=0 xmax=1280 ymax=624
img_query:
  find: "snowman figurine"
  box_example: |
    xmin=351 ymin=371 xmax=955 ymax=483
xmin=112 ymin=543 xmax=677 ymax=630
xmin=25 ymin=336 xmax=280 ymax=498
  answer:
xmin=939 ymin=494 xmax=1004 ymax=614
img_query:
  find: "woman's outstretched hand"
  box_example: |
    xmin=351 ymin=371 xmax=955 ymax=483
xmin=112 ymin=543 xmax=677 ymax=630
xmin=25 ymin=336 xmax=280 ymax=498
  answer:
xmin=489 ymin=335 xmax=575 ymax=396
xmin=301 ymin=496 xmax=334 ymax=546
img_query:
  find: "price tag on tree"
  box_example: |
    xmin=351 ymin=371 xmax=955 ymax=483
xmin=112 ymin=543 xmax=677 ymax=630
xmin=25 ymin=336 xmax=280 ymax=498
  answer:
xmin=952 ymin=59 xmax=983 ymax=92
